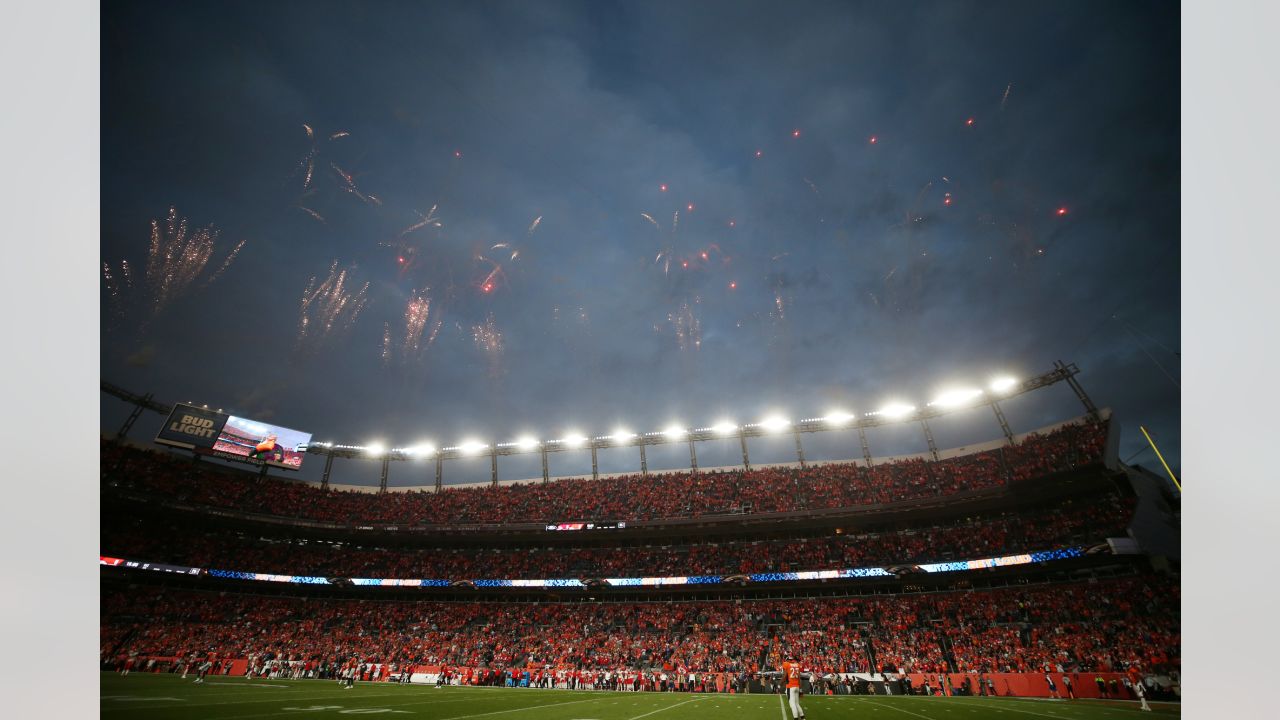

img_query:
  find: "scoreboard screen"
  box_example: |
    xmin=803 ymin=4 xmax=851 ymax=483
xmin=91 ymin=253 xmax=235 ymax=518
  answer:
xmin=156 ymin=404 xmax=312 ymax=470
xmin=545 ymin=521 xmax=626 ymax=532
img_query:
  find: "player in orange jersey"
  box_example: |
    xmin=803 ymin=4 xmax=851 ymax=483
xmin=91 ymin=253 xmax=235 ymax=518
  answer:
xmin=781 ymin=654 xmax=807 ymax=720
xmin=1126 ymin=665 xmax=1152 ymax=712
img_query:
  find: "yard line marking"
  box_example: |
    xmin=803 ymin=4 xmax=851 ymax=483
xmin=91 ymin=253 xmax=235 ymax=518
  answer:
xmin=998 ymin=697 xmax=1180 ymax=718
xmin=433 ymin=695 xmax=611 ymax=720
xmin=953 ymin=702 xmax=1068 ymax=720
xmin=206 ymin=695 xmax=526 ymax=720
xmin=862 ymin=699 xmax=939 ymax=720
xmin=779 ymin=693 xmax=788 ymax=720
xmin=100 ymin=691 xmax=416 ymax=711
xmin=626 ymin=696 xmax=706 ymax=720
xmin=993 ymin=697 xmax=1177 ymax=717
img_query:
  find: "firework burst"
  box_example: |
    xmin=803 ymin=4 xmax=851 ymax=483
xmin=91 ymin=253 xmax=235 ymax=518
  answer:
xmin=296 ymin=123 xmax=350 ymax=191
xmin=146 ymin=208 xmax=213 ymax=314
xmin=331 ymin=162 xmax=381 ymax=206
xmin=641 ymin=210 xmax=682 ymax=275
xmin=472 ymin=312 xmax=505 ymax=377
xmin=668 ymin=299 xmax=702 ymax=351
xmin=296 ymin=261 xmax=370 ymax=352
xmin=399 ymin=204 xmax=442 ymax=238
xmin=382 ymin=288 xmax=443 ymax=365
xmin=102 ymin=261 xmax=126 ymax=326
xmin=103 ymin=209 xmax=241 ymax=334
xmin=138 ymin=207 xmax=243 ymax=319
xmin=475 ymin=255 xmax=506 ymax=294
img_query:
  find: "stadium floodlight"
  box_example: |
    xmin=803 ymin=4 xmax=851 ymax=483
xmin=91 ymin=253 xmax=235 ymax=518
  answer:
xmin=877 ymin=402 xmax=917 ymax=419
xmin=611 ymin=428 xmax=635 ymax=442
xmin=759 ymin=415 xmax=791 ymax=432
xmin=514 ymin=436 xmax=539 ymax=450
xmin=711 ymin=421 xmax=738 ymax=435
xmin=990 ymin=376 xmax=1018 ymax=393
xmin=413 ymin=444 xmax=436 ymax=457
xmin=931 ymin=388 xmax=984 ymax=408
xmin=458 ymin=439 xmax=488 ymax=455
xmin=663 ymin=425 xmax=686 ymax=439
xmin=562 ymin=433 xmax=587 ymax=448
xmin=824 ymin=410 xmax=855 ymax=425
xmin=364 ymin=442 xmax=386 ymax=457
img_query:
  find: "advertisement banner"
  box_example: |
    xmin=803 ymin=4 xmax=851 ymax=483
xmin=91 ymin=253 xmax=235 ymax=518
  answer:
xmin=155 ymin=404 xmax=229 ymax=450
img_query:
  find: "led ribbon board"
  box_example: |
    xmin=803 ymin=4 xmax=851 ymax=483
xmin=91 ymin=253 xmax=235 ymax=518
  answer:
xmin=103 ymin=547 xmax=1086 ymax=587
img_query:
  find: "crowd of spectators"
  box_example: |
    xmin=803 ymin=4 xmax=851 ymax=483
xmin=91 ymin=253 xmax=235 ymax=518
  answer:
xmin=102 ymin=419 xmax=1108 ymax=526
xmin=102 ymin=574 xmax=1178 ymax=678
xmin=103 ymin=495 xmax=1133 ymax=579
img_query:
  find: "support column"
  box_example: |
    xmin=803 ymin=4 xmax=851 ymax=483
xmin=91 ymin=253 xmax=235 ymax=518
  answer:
xmin=591 ymin=444 xmax=599 ymax=481
xmin=379 ymin=455 xmax=390 ymax=492
xmin=321 ymin=453 xmax=334 ymax=490
xmin=491 ymin=447 xmax=498 ymax=486
xmin=540 ymin=446 xmax=549 ymax=483
xmin=116 ymin=393 xmax=151 ymax=439
xmin=739 ymin=432 xmax=751 ymax=471
xmin=920 ymin=419 xmax=940 ymax=462
xmin=991 ymin=400 xmax=1015 ymax=444
xmin=639 ymin=442 xmax=648 ymax=476
xmin=858 ymin=426 xmax=873 ymax=466
xmin=793 ymin=431 xmax=806 ymax=468
xmin=435 ymin=454 xmax=443 ymax=491
xmin=1057 ymin=360 xmax=1100 ymax=420
xmin=689 ymin=439 xmax=699 ymax=473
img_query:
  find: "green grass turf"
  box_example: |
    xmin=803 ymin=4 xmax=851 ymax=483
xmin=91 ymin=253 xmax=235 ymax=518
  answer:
xmin=100 ymin=672 xmax=1180 ymax=720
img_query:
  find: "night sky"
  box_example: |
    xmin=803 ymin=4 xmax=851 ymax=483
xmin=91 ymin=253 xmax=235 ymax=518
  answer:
xmin=99 ymin=0 xmax=1180 ymax=487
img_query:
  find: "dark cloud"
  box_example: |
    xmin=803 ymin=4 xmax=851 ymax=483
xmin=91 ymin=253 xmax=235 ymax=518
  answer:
xmin=101 ymin=0 xmax=1179 ymax=485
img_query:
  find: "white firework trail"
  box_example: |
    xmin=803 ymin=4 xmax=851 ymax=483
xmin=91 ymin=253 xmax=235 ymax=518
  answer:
xmin=400 ymin=204 xmax=442 ymax=237
xmin=641 ymin=211 xmax=681 ymax=275
xmin=297 ymin=206 xmax=326 ymax=223
xmin=102 ymin=261 xmax=122 ymax=320
xmin=388 ymin=288 xmax=441 ymax=364
xmin=296 ymin=261 xmax=370 ymax=351
xmin=203 ymin=239 xmax=246 ymax=286
xmin=472 ymin=312 xmax=505 ymax=376
xmin=143 ymin=207 xmax=240 ymax=317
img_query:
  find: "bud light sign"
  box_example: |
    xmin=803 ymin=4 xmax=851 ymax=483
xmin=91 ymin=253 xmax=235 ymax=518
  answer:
xmin=156 ymin=404 xmax=229 ymax=450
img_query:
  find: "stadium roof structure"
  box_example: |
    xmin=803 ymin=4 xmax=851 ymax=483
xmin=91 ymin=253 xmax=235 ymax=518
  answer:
xmin=104 ymin=361 xmax=1100 ymax=491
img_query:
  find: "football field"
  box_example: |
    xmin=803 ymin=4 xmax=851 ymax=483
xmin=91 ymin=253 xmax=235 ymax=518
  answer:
xmin=100 ymin=673 xmax=1180 ymax=720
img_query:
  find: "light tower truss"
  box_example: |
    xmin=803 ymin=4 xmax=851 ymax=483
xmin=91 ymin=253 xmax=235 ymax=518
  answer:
xmin=103 ymin=363 xmax=1091 ymax=489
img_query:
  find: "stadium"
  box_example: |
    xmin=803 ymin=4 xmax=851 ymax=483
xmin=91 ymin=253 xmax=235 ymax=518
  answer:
xmin=99 ymin=361 xmax=1181 ymax=719
xmin=86 ymin=1 xmax=1190 ymax=718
